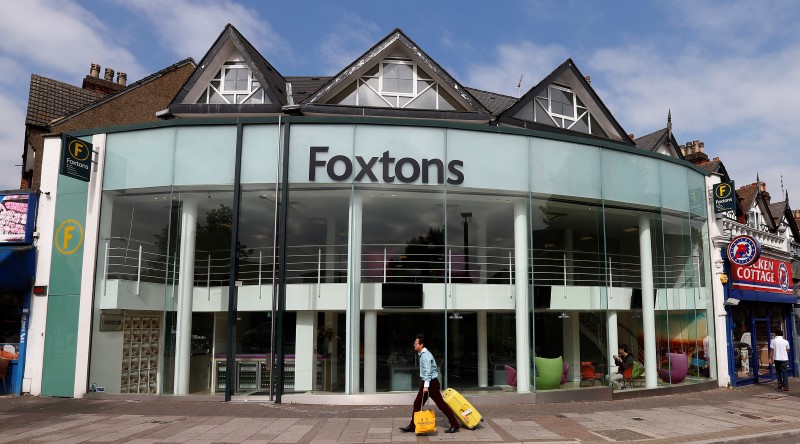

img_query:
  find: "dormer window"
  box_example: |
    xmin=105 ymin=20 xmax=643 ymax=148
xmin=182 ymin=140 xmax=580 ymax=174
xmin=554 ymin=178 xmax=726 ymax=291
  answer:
xmin=327 ymin=58 xmax=465 ymax=111
xmin=196 ymin=62 xmax=268 ymax=105
xmin=516 ymin=84 xmax=607 ymax=138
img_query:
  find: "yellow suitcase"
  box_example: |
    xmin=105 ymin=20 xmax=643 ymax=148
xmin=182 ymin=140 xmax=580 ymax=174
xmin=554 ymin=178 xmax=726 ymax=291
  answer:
xmin=442 ymin=387 xmax=483 ymax=430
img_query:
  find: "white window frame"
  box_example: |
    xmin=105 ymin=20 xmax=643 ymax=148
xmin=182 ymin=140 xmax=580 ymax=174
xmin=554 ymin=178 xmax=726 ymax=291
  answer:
xmin=379 ymin=60 xmax=416 ymax=97
xmin=220 ymin=65 xmax=252 ymax=94
xmin=548 ymin=85 xmax=577 ymax=120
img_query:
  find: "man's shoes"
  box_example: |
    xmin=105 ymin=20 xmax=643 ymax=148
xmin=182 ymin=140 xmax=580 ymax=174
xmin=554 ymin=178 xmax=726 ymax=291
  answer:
xmin=784 ymin=387 xmax=789 ymax=392
xmin=399 ymin=425 xmax=414 ymax=433
xmin=444 ymin=426 xmax=459 ymax=433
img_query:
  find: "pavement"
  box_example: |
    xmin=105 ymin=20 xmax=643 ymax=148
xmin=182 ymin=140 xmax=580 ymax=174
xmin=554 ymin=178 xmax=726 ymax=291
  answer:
xmin=2 ymin=381 xmax=800 ymax=443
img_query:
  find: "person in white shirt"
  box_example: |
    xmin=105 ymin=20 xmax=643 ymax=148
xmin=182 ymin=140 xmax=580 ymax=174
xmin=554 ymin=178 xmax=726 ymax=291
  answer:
xmin=769 ymin=329 xmax=791 ymax=391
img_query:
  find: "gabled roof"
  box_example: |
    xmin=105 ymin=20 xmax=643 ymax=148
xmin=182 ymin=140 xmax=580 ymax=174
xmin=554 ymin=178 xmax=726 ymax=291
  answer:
xmin=168 ymin=24 xmax=287 ymax=116
xmin=301 ymin=28 xmax=490 ymax=120
xmin=465 ymin=87 xmax=518 ymax=116
xmin=285 ymin=76 xmax=332 ymax=104
xmin=497 ymin=59 xmax=633 ymax=145
xmin=634 ymin=127 xmax=684 ymax=159
xmin=738 ymin=182 xmax=777 ymax=230
xmin=51 ymin=58 xmax=195 ymax=126
xmin=25 ymin=75 xmax=106 ymax=127
xmin=770 ymin=196 xmax=800 ymax=241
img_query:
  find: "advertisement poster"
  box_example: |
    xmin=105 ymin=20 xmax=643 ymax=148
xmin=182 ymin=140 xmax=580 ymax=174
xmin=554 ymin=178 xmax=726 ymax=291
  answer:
xmin=0 ymin=194 xmax=32 ymax=244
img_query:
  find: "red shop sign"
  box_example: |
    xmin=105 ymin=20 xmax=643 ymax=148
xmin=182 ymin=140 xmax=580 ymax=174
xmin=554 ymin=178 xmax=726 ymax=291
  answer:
xmin=731 ymin=257 xmax=793 ymax=294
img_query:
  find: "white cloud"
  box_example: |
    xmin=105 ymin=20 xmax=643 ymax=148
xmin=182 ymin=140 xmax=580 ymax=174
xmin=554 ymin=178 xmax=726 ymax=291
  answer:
xmin=0 ymin=0 xmax=145 ymax=82
xmin=0 ymin=91 xmax=25 ymax=190
xmin=317 ymin=15 xmax=380 ymax=76
xmin=464 ymin=41 xmax=569 ymax=97
xmin=120 ymin=0 xmax=289 ymax=64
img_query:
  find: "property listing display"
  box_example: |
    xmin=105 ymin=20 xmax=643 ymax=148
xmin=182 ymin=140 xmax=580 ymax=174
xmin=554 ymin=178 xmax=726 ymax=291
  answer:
xmin=0 ymin=194 xmax=30 ymax=243
xmin=121 ymin=314 xmax=161 ymax=394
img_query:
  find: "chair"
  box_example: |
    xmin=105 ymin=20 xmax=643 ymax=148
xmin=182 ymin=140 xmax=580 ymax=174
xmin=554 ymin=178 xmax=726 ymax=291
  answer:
xmin=0 ymin=359 xmax=9 ymax=394
xmin=621 ymin=366 xmax=633 ymax=389
xmin=504 ymin=365 xmax=517 ymax=387
xmin=631 ymin=361 xmax=645 ymax=387
xmin=657 ymin=353 xmax=689 ymax=384
xmin=561 ymin=362 xmax=570 ymax=385
xmin=580 ymin=361 xmax=603 ymax=386
xmin=534 ymin=356 xmax=563 ymax=390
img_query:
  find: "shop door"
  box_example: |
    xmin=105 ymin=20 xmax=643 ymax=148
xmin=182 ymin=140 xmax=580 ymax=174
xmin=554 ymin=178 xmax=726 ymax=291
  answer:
xmin=753 ymin=318 xmax=775 ymax=382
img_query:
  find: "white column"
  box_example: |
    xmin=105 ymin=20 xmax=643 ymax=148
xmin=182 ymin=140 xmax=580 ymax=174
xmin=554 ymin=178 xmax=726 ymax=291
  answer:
xmin=294 ymin=311 xmax=316 ymax=391
xmin=561 ymin=313 xmax=579 ymax=381
xmin=174 ymin=198 xmax=197 ymax=395
xmin=346 ymin=193 xmax=362 ymax=394
xmin=607 ymin=311 xmax=619 ymax=368
xmin=514 ymin=200 xmax=531 ymax=393
xmin=325 ymin=218 xmax=336 ymax=281
xmin=364 ymin=310 xmax=377 ymax=393
xmin=477 ymin=221 xmax=488 ymax=283
xmin=477 ymin=311 xmax=488 ymax=387
xmin=639 ymin=214 xmax=657 ymax=388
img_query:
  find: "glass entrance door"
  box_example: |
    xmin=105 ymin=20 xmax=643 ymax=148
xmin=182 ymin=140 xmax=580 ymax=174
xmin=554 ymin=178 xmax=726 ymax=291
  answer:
xmin=753 ymin=318 xmax=774 ymax=382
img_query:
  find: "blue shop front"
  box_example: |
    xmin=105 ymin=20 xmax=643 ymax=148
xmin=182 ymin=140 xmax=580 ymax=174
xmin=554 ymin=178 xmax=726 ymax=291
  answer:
xmin=725 ymin=237 xmax=797 ymax=387
xmin=0 ymin=191 xmax=38 ymax=395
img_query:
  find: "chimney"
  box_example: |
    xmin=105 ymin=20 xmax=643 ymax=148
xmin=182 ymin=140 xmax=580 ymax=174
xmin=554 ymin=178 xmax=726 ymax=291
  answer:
xmin=760 ymin=182 xmax=767 ymax=193
xmin=628 ymin=133 xmax=635 ymax=140
xmin=584 ymin=75 xmax=591 ymax=84
xmin=117 ymin=72 xmax=127 ymax=86
xmin=83 ymin=64 xmax=125 ymax=94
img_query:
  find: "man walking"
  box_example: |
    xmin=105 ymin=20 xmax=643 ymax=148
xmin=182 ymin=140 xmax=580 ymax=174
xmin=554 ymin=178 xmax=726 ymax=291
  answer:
xmin=770 ymin=329 xmax=791 ymax=391
xmin=399 ymin=334 xmax=460 ymax=433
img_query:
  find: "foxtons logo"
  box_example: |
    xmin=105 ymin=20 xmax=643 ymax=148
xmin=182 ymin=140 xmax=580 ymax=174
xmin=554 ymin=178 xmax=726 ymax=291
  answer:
xmin=308 ymin=147 xmax=464 ymax=185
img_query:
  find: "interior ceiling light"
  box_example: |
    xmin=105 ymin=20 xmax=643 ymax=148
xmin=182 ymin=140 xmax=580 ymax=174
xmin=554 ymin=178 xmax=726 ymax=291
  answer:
xmin=579 ymin=234 xmax=596 ymax=241
xmin=622 ymin=226 xmax=639 ymax=233
xmin=544 ymin=242 xmax=558 ymax=249
xmin=558 ymin=311 xmax=570 ymax=319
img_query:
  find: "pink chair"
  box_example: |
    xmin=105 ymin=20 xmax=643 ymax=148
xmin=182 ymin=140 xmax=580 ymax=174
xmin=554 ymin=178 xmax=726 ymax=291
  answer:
xmin=561 ymin=362 xmax=570 ymax=385
xmin=657 ymin=352 xmax=689 ymax=383
xmin=504 ymin=365 xmax=517 ymax=387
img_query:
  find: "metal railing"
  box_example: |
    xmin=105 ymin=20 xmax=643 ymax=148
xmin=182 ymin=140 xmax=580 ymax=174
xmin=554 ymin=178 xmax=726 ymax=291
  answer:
xmin=102 ymin=238 xmax=703 ymax=292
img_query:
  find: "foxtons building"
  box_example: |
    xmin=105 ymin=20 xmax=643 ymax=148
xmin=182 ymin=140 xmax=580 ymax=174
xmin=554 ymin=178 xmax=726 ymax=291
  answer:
xmin=26 ymin=25 xmax=717 ymax=402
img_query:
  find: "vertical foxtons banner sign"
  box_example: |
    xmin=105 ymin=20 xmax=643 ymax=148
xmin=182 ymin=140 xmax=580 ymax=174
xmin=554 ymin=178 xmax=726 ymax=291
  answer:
xmin=60 ymin=135 xmax=92 ymax=182
xmin=713 ymin=181 xmax=735 ymax=214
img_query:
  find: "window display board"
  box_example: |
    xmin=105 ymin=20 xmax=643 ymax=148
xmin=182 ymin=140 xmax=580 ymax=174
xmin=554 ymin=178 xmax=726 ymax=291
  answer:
xmin=0 ymin=193 xmax=37 ymax=245
xmin=120 ymin=314 xmax=160 ymax=394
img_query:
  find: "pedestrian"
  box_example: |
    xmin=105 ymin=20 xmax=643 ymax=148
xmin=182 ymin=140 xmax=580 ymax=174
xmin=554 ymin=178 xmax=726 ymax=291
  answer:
xmin=610 ymin=344 xmax=634 ymax=389
xmin=770 ymin=329 xmax=791 ymax=391
xmin=398 ymin=333 xmax=460 ymax=434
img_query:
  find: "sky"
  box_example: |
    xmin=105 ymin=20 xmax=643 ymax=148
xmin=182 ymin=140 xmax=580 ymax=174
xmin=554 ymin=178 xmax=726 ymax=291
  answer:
xmin=0 ymin=0 xmax=798 ymax=205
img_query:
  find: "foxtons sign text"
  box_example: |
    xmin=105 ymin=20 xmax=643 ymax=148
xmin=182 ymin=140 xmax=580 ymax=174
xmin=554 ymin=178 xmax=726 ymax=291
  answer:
xmin=308 ymin=147 xmax=464 ymax=185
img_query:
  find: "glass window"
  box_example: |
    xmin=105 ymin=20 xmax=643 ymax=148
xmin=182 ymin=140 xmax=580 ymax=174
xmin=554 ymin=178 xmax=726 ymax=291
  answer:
xmin=550 ymin=86 xmax=575 ymax=118
xmin=224 ymin=68 xmax=249 ymax=92
xmin=382 ymin=62 xmax=413 ymax=94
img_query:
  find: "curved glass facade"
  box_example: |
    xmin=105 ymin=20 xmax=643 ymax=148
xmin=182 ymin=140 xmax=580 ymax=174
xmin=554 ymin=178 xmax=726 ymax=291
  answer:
xmin=88 ymin=119 xmax=715 ymax=397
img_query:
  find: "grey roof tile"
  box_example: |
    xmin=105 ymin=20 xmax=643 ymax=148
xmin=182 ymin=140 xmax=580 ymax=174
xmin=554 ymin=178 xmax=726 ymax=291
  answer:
xmin=25 ymin=75 xmax=105 ymax=127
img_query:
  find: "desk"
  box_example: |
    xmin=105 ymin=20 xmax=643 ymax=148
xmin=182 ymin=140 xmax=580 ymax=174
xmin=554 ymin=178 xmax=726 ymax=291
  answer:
xmin=390 ymin=366 xmax=417 ymax=391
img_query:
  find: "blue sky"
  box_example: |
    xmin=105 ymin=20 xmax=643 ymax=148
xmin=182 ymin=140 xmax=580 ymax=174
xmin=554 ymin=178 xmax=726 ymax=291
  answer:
xmin=1 ymin=0 xmax=798 ymax=204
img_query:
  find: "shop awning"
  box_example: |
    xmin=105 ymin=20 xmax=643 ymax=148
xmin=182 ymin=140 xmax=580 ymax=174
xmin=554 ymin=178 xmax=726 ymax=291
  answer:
xmin=0 ymin=245 xmax=35 ymax=289
xmin=729 ymin=288 xmax=798 ymax=304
